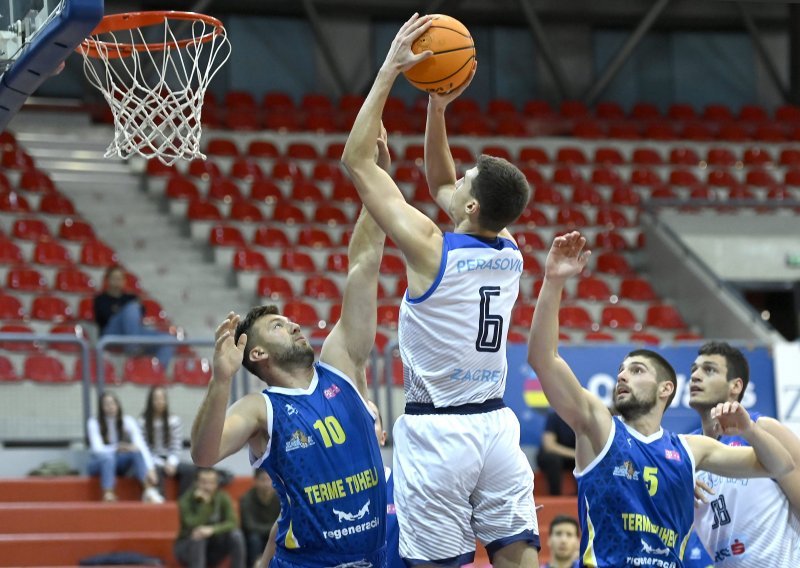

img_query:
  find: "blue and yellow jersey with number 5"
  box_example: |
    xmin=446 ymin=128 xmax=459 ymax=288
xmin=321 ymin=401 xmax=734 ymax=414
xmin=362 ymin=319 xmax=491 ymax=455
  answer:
xmin=576 ymin=416 xmax=696 ymax=568
xmin=251 ymin=362 xmax=386 ymax=567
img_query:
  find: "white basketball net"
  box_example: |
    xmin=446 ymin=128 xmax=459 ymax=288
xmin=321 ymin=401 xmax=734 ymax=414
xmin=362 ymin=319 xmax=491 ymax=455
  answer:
xmin=80 ymin=15 xmax=231 ymax=165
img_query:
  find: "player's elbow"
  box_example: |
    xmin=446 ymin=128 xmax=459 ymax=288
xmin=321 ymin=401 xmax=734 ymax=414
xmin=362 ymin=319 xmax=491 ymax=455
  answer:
xmin=190 ymin=445 xmax=217 ymax=468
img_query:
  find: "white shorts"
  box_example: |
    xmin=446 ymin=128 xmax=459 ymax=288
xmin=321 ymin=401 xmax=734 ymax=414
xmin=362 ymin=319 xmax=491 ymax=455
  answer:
xmin=392 ymin=406 xmax=538 ymax=565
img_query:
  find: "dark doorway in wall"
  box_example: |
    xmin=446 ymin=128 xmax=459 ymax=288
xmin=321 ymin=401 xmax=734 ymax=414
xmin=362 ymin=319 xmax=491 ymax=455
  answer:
xmin=737 ymin=282 xmax=799 ymax=341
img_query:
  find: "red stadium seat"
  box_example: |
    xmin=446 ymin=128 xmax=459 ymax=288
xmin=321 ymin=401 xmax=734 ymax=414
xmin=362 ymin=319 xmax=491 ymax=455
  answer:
xmin=326 ymin=252 xmax=348 ymax=273
xmin=38 ymin=193 xmax=76 ymax=215
xmin=377 ymin=304 xmax=400 ymax=328
xmin=225 ymin=91 xmax=257 ymax=110
xmin=594 ymin=230 xmax=629 ymax=251
xmin=643 ymin=123 xmax=677 ymax=140
xmin=229 ymin=158 xmax=265 ymax=182
xmin=630 ymin=168 xmax=661 ymax=187
xmin=596 ymin=101 xmax=625 ymax=119
xmin=186 ymin=199 xmax=223 ymax=221
xmin=481 ymin=145 xmax=513 ymax=161
xmin=0 ymin=294 xmax=25 ymax=320
xmin=187 ymin=159 xmax=221 ymax=180
xmin=555 ymin=207 xmax=589 ymax=228
xmin=519 ymin=146 xmax=550 ymax=165
xmin=707 ymin=170 xmax=737 ymax=188
xmin=271 ymin=159 xmax=305 ymax=182
xmin=512 ymin=305 xmax=535 ymax=328
xmin=456 ymin=115 xmax=492 ymax=136
xmin=591 ymin=168 xmax=623 ymax=187
xmin=727 ymin=186 xmax=756 ymax=201
xmin=571 ymin=184 xmax=603 ymax=206
xmin=584 ymin=331 xmax=615 ymax=342
xmin=754 ymin=124 xmax=786 ymax=142
xmin=517 ymin=207 xmax=550 ymax=227
xmin=32 ymin=240 xmax=72 ymax=267
xmin=76 ymin=296 xmax=95 ymax=321
xmin=738 ymin=105 xmax=768 ymax=122
xmin=263 ymin=91 xmax=294 ymax=111
xmin=331 ymin=181 xmax=360 ymax=203
xmin=646 ymin=305 xmax=685 ymax=329
xmin=272 ymin=201 xmax=307 ymax=224
xmin=533 ymin=184 xmax=563 ymax=206
xmin=631 ymin=148 xmax=663 ymax=165
xmin=450 ymin=145 xmax=474 ymax=164
xmin=766 ymin=186 xmax=793 ymax=201
xmin=290 ymin=181 xmax=324 ymax=202
xmin=630 ymin=102 xmax=660 ymax=120
xmin=252 ymin=227 xmax=290 ymax=248
xmin=286 ymin=142 xmax=318 ymax=160
xmin=669 ymin=169 xmax=700 ymax=187
xmin=650 ymin=186 xmax=678 ymax=199
xmin=0 ymin=191 xmax=31 ymax=213
xmin=206 ymin=138 xmax=239 ymax=157
xmin=380 ymin=253 xmax=405 ymax=275
xmin=608 ymin=123 xmax=641 ymax=140
xmin=54 ymin=267 xmax=96 ymax=294
xmin=555 ymin=147 xmax=588 ymax=165
xmin=559 ymin=306 xmax=594 ymax=330
xmin=232 ymin=248 xmax=270 ymax=272
xmin=207 ymin=178 xmax=242 ymax=202
xmin=284 ymin=300 xmax=321 ymax=327
xmin=576 ymin=277 xmax=612 ymax=301
xmin=0 ymin=356 xmax=19 ymax=382
xmin=560 ymin=100 xmax=589 ymax=118
xmin=669 ymin=147 xmax=700 ymax=166
xmin=596 ymin=207 xmax=631 ymax=228
xmin=0 ymin=323 xmax=37 ymax=352
xmin=48 ymin=323 xmax=86 ymax=353
xmin=19 ymin=169 xmax=56 ymax=193
xmin=12 ymin=218 xmax=50 ymax=241
xmin=520 ymin=166 xmax=545 ymax=185
xmin=594 ymin=147 xmax=625 ymax=165
xmin=24 ymin=354 xmax=70 ymax=383
xmin=629 ymin=331 xmax=661 ymax=345
xmin=208 ymin=225 xmax=247 ymax=248
xmin=74 ymin=357 xmax=118 ymax=384
xmin=124 ymin=356 xmax=167 ymax=386
xmin=174 ymin=357 xmax=212 ymax=386
xmin=610 ymin=186 xmax=641 ymax=207
xmin=146 ymin=159 xmax=177 ymax=177
xmin=312 ymin=161 xmax=346 ymax=184
xmin=58 ymin=218 xmax=96 ymax=242
xmin=717 ymin=123 xmax=749 ymax=141
xmin=742 ymin=147 xmax=773 ymax=166
xmin=264 ymin=112 xmax=300 ymax=132
xmin=681 ymin=123 xmax=714 ymax=141
xmin=257 ymin=275 xmax=294 ymax=299
xmin=601 ymin=305 xmax=638 ymax=330
xmin=325 ymin=142 xmax=347 ymax=161
xmin=595 ymin=251 xmax=632 ymax=275
xmin=0 ymin=240 xmax=24 ymax=264
xmin=250 ymin=180 xmax=283 ymax=203
xmin=523 ymin=99 xmax=555 ymax=118
xmin=165 ymin=176 xmax=200 ymax=201
xmin=552 ymin=166 xmax=583 ymax=186
xmin=703 ymin=104 xmax=733 ymax=121
xmin=228 ymin=201 xmax=264 ymax=223
xmin=302 ymin=93 xmax=333 ymax=112
xmin=513 ymin=231 xmax=546 ymax=251
xmin=280 ymin=250 xmax=316 ymax=273
xmin=0 ymin=131 xmax=17 ymax=151
xmin=7 ymin=266 xmax=48 ymax=292
xmin=303 ymin=276 xmax=340 ymax=300
xmin=247 ymin=140 xmax=280 ymax=159
xmin=2 ymin=148 xmax=34 ymax=170
xmin=297 ymin=227 xmax=333 ymax=248
xmin=706 ymin=148 xmax=736 ymax=167
xmin=314 ymin=204 xmax=349 ymax=225
xmin=744 ymin=169 xmax=776 ymax=188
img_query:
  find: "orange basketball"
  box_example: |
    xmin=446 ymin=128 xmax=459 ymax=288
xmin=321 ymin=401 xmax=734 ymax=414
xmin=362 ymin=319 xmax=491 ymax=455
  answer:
xmin=403 ymin=14 xmax=475 ymax=94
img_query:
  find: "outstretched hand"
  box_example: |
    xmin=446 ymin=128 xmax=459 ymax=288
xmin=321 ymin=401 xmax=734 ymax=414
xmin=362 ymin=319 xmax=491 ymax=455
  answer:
xmin=213 ymin=312 xmax=247 ymax=381
xmin=545 ymin=231 xmax=591 ymax=282
xmin=711 ymin=401 xmax=754 ymax=436
xmin=381 ymin=13 xmax=434 ymax=74
xmin=429 ymin=60 xmax=477 ymax=108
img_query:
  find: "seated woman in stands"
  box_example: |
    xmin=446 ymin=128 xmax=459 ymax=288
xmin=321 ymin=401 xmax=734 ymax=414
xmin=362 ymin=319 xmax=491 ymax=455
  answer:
xmin=86 ymin=391 xmax=164 ymax=503
xmin=139 ymin=386 xmax=195 ymax=497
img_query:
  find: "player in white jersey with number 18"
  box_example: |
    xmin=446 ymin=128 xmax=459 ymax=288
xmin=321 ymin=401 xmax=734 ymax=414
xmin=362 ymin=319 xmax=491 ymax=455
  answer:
xmin=342 ymin=14 xmax=539 ymax=568
xmin=689 ymin=341 xmax=800 ymax=565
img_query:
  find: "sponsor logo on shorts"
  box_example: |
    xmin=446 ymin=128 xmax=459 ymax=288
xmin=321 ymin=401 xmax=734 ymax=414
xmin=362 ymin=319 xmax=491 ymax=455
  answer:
xmin=324 ymin=384 xmax=341 ymax=399
xmin=285 ymin=429 xmax=315 ymax=452
xmin=613 ymin=460 xmax=640 ymax=480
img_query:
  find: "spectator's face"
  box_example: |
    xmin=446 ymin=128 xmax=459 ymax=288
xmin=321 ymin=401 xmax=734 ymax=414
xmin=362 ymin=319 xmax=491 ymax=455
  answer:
xmin=197 ymin=471 xmax=219 ymax=494
xmin=254 ymin=471 xmax=273 ymax=493
xmin=106 ymin=269 xmax=125 ymax=294
xmin=548 ymin=522 xmax=580 ymax=561
xmin=101 ymin=394 xmax=119 ymax=418
xmin=151 ymin=388 xmax=167 ymax=415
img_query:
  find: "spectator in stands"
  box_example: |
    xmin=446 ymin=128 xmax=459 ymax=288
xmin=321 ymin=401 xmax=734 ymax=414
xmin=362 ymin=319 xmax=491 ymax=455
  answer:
xmin=174 ymin=467 xmax=245 ymax=568
xmin=139 ymin=386 xmax=195 ymax=497
xmin=536 ymin=409 xmax=576 ymax=495
xmin=239 ymin=469 xmax=280 ymax=568
xmin=93 ymin=265 xmax=174 ymax=367
xmin=87 ymin=391 xmax=164 ymax=503
xmin=542 ymin=515 xmax=580 ymax=568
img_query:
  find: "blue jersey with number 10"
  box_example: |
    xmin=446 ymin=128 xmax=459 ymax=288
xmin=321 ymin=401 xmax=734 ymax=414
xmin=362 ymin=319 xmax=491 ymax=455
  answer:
xmin=576 ymin=417 xmax=696 ymax=568
xmin=251 ymin=362 xmax=386 ymax=567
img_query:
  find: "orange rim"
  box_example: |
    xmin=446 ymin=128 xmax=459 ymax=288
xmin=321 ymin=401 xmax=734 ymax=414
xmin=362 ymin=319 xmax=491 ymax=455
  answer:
xmin=80 ymin=11 xmax=225 ymax=59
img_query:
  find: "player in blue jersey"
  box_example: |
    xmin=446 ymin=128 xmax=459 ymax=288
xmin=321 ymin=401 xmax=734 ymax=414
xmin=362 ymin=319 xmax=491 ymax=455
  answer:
xmin=528 ymin=231 xmax=794 ymax=568
xmin=342 ymin=15 xmax=538 ymax=568
xmin=688 ymin=341 xmax=800 ymax=565
xmin=191 ymin=133 xmax=391 ymax=568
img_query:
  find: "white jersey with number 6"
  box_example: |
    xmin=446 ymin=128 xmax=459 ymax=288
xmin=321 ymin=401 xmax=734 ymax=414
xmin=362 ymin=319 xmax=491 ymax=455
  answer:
xmin=399 ymin=232 xmax=523 ymax=407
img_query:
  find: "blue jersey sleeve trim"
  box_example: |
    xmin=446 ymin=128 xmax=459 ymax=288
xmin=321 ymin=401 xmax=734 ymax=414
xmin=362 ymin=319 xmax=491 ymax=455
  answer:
xmin=575 ymin=416 xmax=616 ymax=478
xmin=445 ymin=232 xmax=519 ymax=251
xmin=249 ymin=391 xmax=273 ymax=468
xmin=316 ymin=361 xmax=376 ymax=420
xmin=405 ymin=233 xmax=450 ymax=304
xmin=677 ymin=433 xmax=697 ymax=479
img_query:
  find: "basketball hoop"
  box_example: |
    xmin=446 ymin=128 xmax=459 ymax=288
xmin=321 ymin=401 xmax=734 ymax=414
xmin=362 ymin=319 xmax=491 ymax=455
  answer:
xmin=79 ymin=11 xmax=231 ymax=165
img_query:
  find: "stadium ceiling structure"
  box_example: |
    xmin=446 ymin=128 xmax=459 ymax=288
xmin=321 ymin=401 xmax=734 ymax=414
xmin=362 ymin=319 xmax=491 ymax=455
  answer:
xmin=135 ymin=0 xmax=800 ymax=104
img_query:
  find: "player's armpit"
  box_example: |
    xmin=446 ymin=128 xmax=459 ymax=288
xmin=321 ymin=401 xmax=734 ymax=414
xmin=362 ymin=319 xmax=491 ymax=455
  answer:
xmin=756 ymin=417 xmax=800 ymax=513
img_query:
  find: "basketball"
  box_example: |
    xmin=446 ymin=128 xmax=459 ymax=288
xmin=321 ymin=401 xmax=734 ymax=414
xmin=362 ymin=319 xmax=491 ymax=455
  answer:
xmin=403 ymin=14 xmax=475 ymax=94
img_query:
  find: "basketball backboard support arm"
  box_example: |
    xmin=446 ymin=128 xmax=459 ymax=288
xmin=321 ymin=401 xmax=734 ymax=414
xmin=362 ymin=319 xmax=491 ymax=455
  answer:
xmin=0 ymin=0 xmax=103 ymax=131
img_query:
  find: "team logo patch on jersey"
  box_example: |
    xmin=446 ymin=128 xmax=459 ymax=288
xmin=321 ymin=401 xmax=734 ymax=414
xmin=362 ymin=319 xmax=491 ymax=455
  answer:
xmin=285 ymin=429 xmax=315 ymax=452
xmin=613 ymin=460 xmax=640 ymax=480
xmin=664 ymin=449 xmax=681 ymax=461
xmin=641 ymin=538 xmax=670 ymax=556
xmin=285 ymin=403 xmax=299 ymax=416
xmin=324 ymin=384 xmax=341 ymax=399
xmin=333 ymin=499 xmax=370 ymax=522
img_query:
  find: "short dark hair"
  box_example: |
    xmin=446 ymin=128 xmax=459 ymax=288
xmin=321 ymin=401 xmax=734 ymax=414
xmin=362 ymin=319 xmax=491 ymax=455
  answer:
xmin=471 ymin=154 xmax=530 ymax=232
xmin=235 ymin=305 xmax=280 ymax=377
xmin=698 ymin=341 xmax=750 ymax=402
xmin=627 ymin=349 xmax=678 ymax=409
xmin=550 ymin=514 xmax=579 ymax=535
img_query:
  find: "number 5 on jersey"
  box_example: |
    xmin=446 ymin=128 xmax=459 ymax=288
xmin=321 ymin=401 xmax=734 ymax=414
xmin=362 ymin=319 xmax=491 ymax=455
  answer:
xmin=644 ymin=466 xmax=658 ymax=496
xmin=313 ymin=416 xmax=346 ymax=448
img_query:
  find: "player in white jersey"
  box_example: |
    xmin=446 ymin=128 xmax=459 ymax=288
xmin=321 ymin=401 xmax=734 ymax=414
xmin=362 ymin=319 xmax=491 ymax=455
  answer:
xmin=342 ymin=14 xmax=538 ymax=568
xmin=689 ymin=341 xmax=800 ymax=565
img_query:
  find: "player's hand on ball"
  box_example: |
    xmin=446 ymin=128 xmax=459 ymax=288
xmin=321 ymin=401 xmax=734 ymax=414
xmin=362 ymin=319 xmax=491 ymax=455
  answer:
xmin=711 ymin=401 xmax=753 ymax=436
xmin=383 ymin=13 xmax=434 ymax=73
xmin=545 ymin=231 xmax=591 ymax=282
xmin=429 ymin=60 xmax=477 ymax=108
xmin=213 ymin=312 xmax=246 ymax=382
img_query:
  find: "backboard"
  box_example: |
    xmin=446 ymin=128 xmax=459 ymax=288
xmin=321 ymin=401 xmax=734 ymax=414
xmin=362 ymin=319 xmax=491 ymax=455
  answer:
xmin=0 ymin=0 xmax=103 ymax=131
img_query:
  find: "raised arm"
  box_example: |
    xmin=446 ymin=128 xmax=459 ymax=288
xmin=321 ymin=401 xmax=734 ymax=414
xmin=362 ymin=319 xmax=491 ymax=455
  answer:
xmin=528 ymin=232 xmax=611 ymax=467
xmin=424 ymin=65 xmax=476 ymax=215
xmin=191 ymin=313 xmax=265 ymax=466
xmin=687 ymin=402 xmax=794 ymax=479
xmin=319 ymin=205 xmax=385 ymax=399
xmin=756 ymin=416 xmax=800 ymax=513
xmin=341 ymin=14 xmax=442 ymax=278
